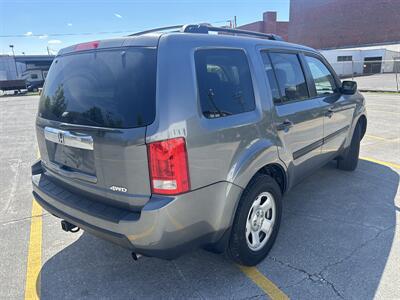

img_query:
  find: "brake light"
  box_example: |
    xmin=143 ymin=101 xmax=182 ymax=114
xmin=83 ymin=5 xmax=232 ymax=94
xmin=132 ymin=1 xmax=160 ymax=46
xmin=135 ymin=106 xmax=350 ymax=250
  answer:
xmin=74 ymin=41 xmax=100 ymax=51
xmin=147 ymin=137 xmax=190 ymax=195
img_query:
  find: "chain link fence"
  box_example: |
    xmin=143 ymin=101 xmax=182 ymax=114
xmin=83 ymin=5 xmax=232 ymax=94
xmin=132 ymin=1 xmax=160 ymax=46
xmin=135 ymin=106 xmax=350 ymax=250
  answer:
xmin=330 ymin=59 xmax=400 ymax=92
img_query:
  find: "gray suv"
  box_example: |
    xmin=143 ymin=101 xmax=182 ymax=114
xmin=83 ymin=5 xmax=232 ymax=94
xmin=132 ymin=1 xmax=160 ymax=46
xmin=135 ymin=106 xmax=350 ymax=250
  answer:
xmin=32 ymin=25 xmax=367 ymax=266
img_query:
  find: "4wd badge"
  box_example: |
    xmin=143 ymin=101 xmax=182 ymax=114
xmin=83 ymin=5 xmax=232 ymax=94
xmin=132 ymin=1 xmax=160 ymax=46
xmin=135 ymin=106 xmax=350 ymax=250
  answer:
xmin=109 ymin=186 xmax=128 ymax=193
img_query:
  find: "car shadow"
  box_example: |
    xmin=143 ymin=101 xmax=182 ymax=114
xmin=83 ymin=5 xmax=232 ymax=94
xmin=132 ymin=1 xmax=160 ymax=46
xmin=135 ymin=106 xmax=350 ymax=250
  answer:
xmin=38 ymin=160 xmax=399 ymax=299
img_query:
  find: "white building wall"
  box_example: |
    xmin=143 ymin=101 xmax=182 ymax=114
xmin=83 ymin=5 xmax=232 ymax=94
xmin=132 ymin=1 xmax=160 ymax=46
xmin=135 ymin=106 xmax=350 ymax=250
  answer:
xmin=319 ymin=48 xmax=399 ymax=77
xmin=0 ymin=56 xmax=26 ymax=80
xmin=320 ymin=49 xmax=363 ymax=77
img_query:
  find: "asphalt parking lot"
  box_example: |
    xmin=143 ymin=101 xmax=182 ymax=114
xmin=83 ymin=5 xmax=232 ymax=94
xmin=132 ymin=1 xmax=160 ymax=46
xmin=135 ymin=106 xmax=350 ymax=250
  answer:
xmin=353 ymin=74 xmax=400 ymax=93
xmin=0 ymin=93 xmax=399 ymax=299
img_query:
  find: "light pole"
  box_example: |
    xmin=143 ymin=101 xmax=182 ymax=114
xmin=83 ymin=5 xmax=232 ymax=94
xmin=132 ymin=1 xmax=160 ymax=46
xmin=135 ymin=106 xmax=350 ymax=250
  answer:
xmin=9 ymin=45 xmax=19 ymax=78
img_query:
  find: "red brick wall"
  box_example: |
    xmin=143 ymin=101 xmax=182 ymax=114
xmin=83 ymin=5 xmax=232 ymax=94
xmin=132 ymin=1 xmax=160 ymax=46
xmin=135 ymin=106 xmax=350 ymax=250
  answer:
xmin=276 ymin=22 xmax=289 ymax=41
xmin=238 ymin=11 xmax=289 ymax=40
xmin=289 ymin=0 xmax=400 ymax=49
xmin=239 ymin=21 xmax=264 ymax=32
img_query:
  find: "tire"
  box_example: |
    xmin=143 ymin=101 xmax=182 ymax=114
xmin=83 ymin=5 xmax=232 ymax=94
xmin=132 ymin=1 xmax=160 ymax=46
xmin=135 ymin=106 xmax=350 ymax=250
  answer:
xmin=337 ymin=124 xmax=361 ymax=171
xmin=227 ymin=174 xmax=282 ymax=266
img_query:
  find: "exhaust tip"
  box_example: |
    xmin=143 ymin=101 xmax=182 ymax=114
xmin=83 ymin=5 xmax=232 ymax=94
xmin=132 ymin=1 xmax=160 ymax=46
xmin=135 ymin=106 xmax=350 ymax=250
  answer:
xmin=61 ymin=220 xmax=80 ymax=233
xmin=131 ymin=252 xmax=142 ymax=261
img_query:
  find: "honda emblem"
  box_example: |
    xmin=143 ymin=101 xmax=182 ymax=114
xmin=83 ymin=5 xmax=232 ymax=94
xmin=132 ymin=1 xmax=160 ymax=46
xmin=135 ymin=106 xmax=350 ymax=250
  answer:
xmin=58 ymin=132 xmax=64 ymax=144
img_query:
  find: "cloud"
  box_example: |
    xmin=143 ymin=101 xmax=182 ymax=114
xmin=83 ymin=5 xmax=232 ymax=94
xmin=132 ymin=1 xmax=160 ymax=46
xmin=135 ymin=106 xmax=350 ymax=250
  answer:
xmin=24 ymin=31 xmax=33 ymax=36
xmin=48 ymin=39 xmax=62 ymax=44
xmin=114 ymin=13 xmax=123 ymax=19
xmin=38 ymin=34 xmax=48 ymax=39
xmin=67 ymin=23 xmax=72 ymax=26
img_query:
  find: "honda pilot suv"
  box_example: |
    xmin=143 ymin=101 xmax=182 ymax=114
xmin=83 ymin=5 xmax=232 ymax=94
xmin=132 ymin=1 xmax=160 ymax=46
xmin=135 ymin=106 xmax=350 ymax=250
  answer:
xmin=32 ymin=24 xmax=367 ymax=266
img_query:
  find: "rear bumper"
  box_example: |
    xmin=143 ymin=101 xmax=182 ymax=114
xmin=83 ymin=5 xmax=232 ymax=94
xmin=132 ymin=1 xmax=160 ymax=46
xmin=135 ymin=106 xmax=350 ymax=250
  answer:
xmin=32 ymin=162 xmax=242 ymax=259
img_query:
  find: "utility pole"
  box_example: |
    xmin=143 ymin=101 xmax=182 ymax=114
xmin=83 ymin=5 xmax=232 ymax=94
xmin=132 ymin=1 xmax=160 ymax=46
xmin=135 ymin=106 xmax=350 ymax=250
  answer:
xmin=46 ymin=46 xmax=51 ymax=55
xmin=395 ymin=58 xmax=399 ymax=92
xmin=9 ymin=45 xmax=19 ymax=79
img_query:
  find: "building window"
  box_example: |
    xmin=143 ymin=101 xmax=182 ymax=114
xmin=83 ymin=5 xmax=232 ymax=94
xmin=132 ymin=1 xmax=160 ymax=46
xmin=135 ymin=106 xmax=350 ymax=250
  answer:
xmin=337 ymin=56 xmax=353 ymax=62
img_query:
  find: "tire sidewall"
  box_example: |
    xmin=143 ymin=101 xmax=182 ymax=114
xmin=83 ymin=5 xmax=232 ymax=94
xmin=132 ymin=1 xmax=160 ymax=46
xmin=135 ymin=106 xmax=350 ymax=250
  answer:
xmin=338 ymin=123 xmax=361 ymax=171
xmin=229 ymin=175 xmax=282 ymax=265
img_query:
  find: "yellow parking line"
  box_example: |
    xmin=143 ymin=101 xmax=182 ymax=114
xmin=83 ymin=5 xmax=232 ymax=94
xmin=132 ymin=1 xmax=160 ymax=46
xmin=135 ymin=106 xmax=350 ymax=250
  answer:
xmin=25 ymin=151 xmax=42 ymax=300
xmin=365 ymin=134 xmax=398 ymax=142
xmin=24 ymin=199 xmax=42 ymax=300
xmin=361 ymin=156 xmax=400 ymax=169
xmin=367 ymin=109 xmax=400 ymax=115
xmin=239 ymin=266 xmax=289 ymax=300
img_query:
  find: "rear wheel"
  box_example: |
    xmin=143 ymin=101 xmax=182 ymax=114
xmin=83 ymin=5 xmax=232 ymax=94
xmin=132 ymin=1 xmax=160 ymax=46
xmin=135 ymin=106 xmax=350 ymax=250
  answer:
xmin=227 ymin=174 xmax=282 ymax=266
xmin=337 ymin=124 xmax=361 ymax=171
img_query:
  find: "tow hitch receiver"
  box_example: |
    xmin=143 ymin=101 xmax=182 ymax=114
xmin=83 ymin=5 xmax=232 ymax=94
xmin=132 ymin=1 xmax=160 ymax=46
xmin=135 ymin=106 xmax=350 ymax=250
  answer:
xmin=61 ymin=220 xmax=80 ymax=233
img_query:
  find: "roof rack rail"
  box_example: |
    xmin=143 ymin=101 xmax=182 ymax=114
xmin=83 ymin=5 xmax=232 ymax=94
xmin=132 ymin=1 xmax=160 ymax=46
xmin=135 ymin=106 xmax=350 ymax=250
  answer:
xmin=182 ymin=24 xmax=283 ymax=41
xmin=128 ymin=25 xmax=183 ymax=36
xmin=128 ymin=24 xmax=283 ymax=41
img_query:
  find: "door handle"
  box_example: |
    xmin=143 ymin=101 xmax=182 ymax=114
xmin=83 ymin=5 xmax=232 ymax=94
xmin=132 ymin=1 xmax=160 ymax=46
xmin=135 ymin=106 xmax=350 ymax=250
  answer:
xmin=325 ymin=109 xmax=334 ymax=118
xmin=276 ymin=120 xmax=294 ymax=132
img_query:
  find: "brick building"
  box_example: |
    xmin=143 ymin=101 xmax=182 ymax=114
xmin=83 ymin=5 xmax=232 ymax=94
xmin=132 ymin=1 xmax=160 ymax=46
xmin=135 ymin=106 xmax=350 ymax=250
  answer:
xmin=239 ymin=0 xmax=400 ymax=49
xmin=239 ymin=11 xmax=288 ymax=41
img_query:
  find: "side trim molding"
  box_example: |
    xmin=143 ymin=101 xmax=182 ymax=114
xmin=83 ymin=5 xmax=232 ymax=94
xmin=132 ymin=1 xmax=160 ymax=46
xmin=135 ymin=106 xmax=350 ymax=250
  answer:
xmin=293 ymin=139 xmax=323 ymax=160
xmin=293 ymin=125 xmax=350 ymax=160
xmin=323 ymin=125 xmax=350 ymax=144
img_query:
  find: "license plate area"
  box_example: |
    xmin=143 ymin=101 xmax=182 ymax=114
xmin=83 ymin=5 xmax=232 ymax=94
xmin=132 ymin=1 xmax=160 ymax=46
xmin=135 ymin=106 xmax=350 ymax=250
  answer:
xmin=46 ymin=141 xmax=96 ymax=176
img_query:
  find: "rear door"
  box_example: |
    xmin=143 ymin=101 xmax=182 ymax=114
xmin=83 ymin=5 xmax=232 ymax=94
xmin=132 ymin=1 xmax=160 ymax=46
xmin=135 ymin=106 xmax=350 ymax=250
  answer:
xmin=303 ymin=54 xmax=355 ymax=158
xmin=36 ymin=47 xmax=157 ymax=211
xmin=261 ymin=51 xmax=325 ymax=187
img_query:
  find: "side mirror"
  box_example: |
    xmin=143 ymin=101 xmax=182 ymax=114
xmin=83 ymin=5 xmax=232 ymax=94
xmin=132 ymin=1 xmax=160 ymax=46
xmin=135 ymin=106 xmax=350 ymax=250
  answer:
xmin=341 ymin=81 xmax=357 ymax=95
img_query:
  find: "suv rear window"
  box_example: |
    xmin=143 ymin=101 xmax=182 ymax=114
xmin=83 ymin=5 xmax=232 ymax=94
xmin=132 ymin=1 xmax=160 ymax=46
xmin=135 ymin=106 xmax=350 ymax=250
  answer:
xmin=39 ymin=47 xmax=157 ymax=128
xmin=195 ymin=49 xmax=256 ymax=118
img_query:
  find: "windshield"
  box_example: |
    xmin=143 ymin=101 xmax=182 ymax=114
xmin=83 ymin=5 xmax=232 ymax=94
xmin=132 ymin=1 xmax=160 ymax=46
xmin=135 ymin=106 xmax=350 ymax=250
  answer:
xmin=38 ymin=47 xmax=157 ymax=128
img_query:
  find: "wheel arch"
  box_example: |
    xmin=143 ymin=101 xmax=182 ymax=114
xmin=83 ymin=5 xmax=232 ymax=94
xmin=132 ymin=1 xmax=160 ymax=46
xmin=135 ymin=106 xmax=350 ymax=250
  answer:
xmin=252 ymin=163 xmax=287 ymax=194
xmin=228 ymin=139 xmax=288 ymax=193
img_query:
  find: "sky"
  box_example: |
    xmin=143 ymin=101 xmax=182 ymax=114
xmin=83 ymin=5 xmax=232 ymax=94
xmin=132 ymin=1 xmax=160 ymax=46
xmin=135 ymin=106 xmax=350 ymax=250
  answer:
xmin=0 ymin=0 xmax=290 ymax=55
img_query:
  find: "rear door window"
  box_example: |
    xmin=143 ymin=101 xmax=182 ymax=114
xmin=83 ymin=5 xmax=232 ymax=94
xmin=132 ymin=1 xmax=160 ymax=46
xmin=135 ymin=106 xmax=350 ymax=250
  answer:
xmin=39 ymin=47 xmax=157 ymax=128
xmin=261 ymin=52 xmax=282 ymax=105
xmin=195 ymin=49 xmax=256 ymax=118
xmin=269 ymin=52 xmax=309 ymax=103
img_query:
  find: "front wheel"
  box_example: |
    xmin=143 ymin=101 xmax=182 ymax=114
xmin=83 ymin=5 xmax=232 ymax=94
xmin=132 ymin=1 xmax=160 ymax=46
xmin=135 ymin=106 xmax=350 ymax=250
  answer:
xmin=227 ymin=174 xmax=282 ymax=266
xmin=337 ymin=124 xmax=361 ymax=171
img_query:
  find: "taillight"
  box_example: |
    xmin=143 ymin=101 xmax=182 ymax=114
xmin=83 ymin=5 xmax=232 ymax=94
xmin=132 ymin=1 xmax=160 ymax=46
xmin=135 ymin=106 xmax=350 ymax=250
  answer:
xmin=147 ymin=137 xmax=190 ymax=195
xmin=74 ymin=41 xmax=100 ymax=51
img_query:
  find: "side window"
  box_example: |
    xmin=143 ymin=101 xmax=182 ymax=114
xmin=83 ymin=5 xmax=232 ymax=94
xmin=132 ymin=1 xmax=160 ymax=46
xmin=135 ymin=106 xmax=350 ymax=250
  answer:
xmin=31 ymin=74 xmax=38 ymax=79
xmin=195 ymin=49 xmax=256 ymax=118
xmin=305 ymin=56 xmax=337 ymax=95
xmin=269 ymin=52 xmax=309 ymax=103
xmin=261 ymin=52 xmax=282 ymax=105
